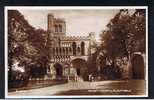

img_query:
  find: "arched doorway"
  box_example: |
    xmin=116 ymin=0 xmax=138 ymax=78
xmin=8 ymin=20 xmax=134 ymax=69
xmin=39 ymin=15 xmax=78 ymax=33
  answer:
xmin=131 ymin=54 xmax=145 ymax=79
xmin=71 ymin=58 xmax=88 ymax=80
xmin=76 ymin=68 xmax=80 ymax=76
xmin=53 ymin=63 xmax=63 ymax=78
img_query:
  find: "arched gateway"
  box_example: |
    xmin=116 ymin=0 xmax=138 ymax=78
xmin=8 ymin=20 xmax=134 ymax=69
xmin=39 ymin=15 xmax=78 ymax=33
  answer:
xmin=70 ymin=58 xmax=88 ymax=79
xmin=131 ymin=53 xmax=145 ymax=79
xmin=53 ymin=63 xmax=63 ymax=79
xmin=48 ymin=57 xmax=88 ymax=81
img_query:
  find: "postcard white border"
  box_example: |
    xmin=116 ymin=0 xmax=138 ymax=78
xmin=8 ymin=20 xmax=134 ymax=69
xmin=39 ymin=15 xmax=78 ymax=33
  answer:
xmin=5 ymin=6 xmax=148 ymax=98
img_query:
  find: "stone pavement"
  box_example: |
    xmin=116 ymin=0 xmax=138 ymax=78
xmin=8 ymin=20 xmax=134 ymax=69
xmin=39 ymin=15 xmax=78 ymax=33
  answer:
xmin=8 ymin=80 xmax=146 ymax=97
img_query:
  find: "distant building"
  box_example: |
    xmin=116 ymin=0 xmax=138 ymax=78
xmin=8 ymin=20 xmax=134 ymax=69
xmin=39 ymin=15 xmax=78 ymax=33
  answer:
xmin=47 ymin=14 xmax=95 ymax=80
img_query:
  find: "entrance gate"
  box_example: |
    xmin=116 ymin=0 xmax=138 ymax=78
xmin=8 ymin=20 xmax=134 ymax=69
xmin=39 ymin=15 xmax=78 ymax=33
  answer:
xmin=131 ymin=53 xmax=145 ymax=79
xmin=54 ymin=63 xmax=63 ymax=79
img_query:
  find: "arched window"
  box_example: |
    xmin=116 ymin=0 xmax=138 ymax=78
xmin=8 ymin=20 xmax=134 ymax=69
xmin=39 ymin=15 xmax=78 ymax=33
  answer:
xmin=69 ymin=47 xmax=72 ymax=52
xmin=59 ymin=25 xmax=62 ymax=32
xmin=62 ymin=48 xmax=65 ymax=55
xmin=77 ymin=47 xmax=80 ymax=53
xmin=66 ymin=47 xmax=69 ymax=55
xmin=55 ymin=25 xmax=58 ymax=32
xmin=53 ymin=48 xmax=55 ymax=55
xmin=55 ymin=47 xmax=58 ymax=55
xmin=81 ymin=42 xmax=85 ymax=55
xmin=72 ymin=42 xmax=76 ymax=55
xmin=69 ymin=47 xmax=72 ymax=55
xmin=59 ymin=48 xmax=62 ymax=55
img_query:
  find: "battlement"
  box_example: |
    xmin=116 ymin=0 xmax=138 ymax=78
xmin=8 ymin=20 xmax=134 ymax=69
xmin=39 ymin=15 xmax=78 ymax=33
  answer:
xmin=60 ymin=35 xmax=90 ymax=41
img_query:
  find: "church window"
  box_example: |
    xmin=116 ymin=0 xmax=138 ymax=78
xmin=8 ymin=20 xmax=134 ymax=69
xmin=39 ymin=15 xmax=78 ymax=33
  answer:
xmin=66 ymin=47 xmax=69 ymax=55
xmin=59 ymin=25 xmax=62 ymax=32
xmin=63 ymin=48 xmax=65 ymax=55
xmin=55 ymin=25 xmax=58 ymax=32
xmin=81 ymin=42 xmax=85 ymax=55
xmin=53 ymin=48 xmax=55 ymax=55
xmin=72 ymin=42 xmax=76 ymax=55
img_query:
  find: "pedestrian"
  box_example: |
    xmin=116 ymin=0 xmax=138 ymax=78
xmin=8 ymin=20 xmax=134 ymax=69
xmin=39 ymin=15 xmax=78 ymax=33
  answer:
xmin=88 ymin=74 xmax=92 ymax=81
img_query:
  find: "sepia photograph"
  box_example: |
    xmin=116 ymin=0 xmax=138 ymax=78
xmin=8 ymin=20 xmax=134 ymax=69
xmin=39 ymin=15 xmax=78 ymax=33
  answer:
xmin=5 ymin=6 xmax=148 ymax=98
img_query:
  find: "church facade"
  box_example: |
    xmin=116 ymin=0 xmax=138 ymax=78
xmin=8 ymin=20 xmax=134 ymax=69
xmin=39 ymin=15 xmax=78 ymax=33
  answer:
xmin=46 ymin=14 xmax=95 ymax=80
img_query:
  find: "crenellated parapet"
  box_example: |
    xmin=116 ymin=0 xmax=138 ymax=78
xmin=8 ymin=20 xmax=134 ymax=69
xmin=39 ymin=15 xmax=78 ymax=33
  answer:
xmin=60 ymin=35 xmax=90 ymax=41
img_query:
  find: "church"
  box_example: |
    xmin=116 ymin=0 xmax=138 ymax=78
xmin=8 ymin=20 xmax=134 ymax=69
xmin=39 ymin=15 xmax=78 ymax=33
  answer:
xmin=46 ymin=14 xmax=96 ymax=81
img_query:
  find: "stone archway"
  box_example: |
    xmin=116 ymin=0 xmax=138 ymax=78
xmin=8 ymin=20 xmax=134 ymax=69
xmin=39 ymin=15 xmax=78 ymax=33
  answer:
xmin=71 ymin=58 xmax=88 ymax=80
xmin=76 ymin=68 xmax=80 ymax=76
xmin=53 ymin=63 xmax=63 ymax=78
xmin=131 ymin=53 xmax=145 ymax=79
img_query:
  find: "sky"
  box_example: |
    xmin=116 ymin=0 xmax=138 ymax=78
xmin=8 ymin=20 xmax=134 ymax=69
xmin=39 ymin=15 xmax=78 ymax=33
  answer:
xmin=18 ymin=9 xmax=119 ymax=41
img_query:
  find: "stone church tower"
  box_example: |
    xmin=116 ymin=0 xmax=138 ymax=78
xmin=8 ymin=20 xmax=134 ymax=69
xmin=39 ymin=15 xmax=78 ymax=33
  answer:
xmin=48 ymin=13 xmax=66 ymax=37
xmin=46 ymin=13 xmax=95 ymax=81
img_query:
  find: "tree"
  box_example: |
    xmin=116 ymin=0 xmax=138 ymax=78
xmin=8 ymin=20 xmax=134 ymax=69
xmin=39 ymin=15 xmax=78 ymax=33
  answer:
xmin=8 ymin=10 xmax=49 ymax=87
xmin=100 ymin=9 xmax=146 ymax=79
xmin=127 ymin=9 xmax=146 ymax=54
xmin=101 ymin=10 xmax=130 ymax=60
xmin=101 ymin=9 xmax=145 ymax=60
xmin=8 ymin=10 xmax=35 ymax=87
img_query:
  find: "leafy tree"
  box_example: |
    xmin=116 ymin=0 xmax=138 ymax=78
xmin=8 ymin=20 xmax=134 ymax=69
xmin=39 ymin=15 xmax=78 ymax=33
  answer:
xmin=99 ymin=9 xmax=146 ymax=79
xmin=8 ymin=10 xmax=49 ymax=85
xmin=101 ymin=9 xmax=145 ymax=61
xmin=101 ymin=10 xmax=130 ymax=60
xmin=127 ymin=9 xmax=146 ymax=54
xmin=8 ymin=10 xmax=34 ymax=73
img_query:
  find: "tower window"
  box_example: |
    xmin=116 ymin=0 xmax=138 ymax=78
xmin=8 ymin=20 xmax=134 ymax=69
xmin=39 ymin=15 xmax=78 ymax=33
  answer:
xmin=55 ymin=25 xmax=58 ymax=32
xmin=59 ymin=25 xmax=62 ymax=32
